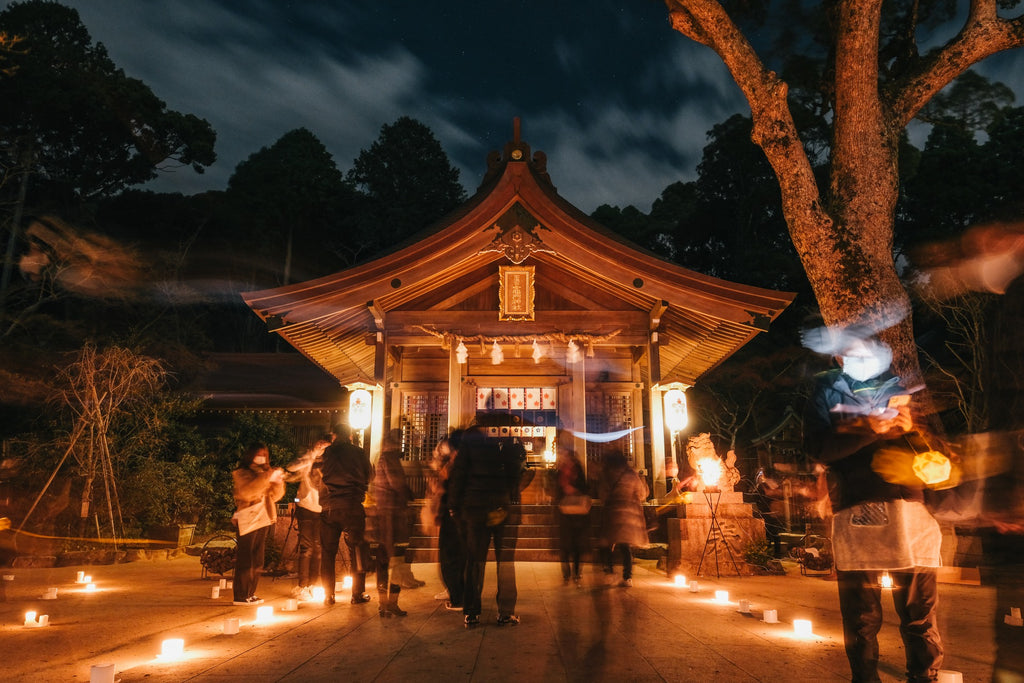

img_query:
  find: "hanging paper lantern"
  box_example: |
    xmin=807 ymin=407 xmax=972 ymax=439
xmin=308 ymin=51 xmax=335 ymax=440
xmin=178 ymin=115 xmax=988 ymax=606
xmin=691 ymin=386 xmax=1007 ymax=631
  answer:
xmin=349 ymin=388 xmax=372 ymax=430
xmin=567 ymin=339 xmax=581 ymax=363
xmin=663 ymin=388 xmax=688 ymax=433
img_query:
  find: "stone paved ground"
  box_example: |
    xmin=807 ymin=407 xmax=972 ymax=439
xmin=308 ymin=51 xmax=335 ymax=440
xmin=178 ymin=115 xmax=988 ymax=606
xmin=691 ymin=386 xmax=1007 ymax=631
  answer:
xmin=0 ymin=556 xmax=1002 ymax=682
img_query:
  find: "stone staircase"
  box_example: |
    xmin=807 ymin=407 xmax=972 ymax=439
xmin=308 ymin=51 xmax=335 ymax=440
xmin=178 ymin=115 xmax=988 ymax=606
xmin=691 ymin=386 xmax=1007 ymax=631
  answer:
xmin=404 ymin=467 xmax=601 ymax=563
xmin=406 ymin=503 xmax=577 ymax=563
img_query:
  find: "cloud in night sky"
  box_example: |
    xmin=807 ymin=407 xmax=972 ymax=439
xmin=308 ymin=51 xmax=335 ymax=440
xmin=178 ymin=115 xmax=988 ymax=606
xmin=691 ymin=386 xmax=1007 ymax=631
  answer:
xmin=37 ymin=1 xmax=1024 ymax=214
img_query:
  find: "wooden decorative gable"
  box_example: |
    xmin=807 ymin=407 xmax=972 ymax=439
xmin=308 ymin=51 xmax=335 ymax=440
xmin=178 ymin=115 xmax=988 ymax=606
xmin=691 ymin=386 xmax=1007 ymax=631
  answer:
xmin=242 ymin=121 xmax=795 ymax=387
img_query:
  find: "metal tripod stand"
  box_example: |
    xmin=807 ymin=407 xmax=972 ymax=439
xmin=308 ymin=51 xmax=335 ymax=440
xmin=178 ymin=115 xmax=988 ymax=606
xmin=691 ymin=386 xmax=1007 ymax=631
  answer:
xmin=695 ymin=488 xmax=741 ymax=578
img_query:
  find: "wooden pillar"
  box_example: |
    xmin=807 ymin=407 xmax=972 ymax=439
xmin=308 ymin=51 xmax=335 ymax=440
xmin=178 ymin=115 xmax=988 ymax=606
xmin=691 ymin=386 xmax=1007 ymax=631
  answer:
xmin=369 ymin=333 xmax=387 ymax=464
xmin=571 ymin=355 xmax=587 ymax=474
xmin=649 ymin=389 xmax=668 ymax=501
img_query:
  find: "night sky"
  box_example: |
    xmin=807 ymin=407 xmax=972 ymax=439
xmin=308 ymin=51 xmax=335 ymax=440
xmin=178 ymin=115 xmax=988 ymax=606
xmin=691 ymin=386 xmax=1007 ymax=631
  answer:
xmin=42 ymin=1 xmax=1024 ymax=214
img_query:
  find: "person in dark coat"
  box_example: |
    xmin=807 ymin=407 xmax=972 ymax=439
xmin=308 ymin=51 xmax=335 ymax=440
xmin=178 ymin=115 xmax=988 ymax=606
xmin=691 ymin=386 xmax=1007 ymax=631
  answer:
xmin=448 ymin=425 xmax=522 ymax=627
xmin=319 ymin=424 xmax=373 ymax=607
xmin=428 ymin=430 xmax=466 ymax=610
xmin=552 ymin=436 xmax=590 ymax=586
xmin=597 ymin=450 xmax=648 ymax=587
xmin=803 ymin=328 xmax=944 ymax=683
xmin=372 ymin=429 xmax=414 ymax=617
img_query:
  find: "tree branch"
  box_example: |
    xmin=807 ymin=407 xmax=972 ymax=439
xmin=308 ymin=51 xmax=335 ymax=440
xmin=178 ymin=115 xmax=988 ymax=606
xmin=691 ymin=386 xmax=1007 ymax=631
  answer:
xmin=889 ymin=2 xmax=1024 ymax=127
xmin=664 ymin=0 xmax=834 ymax=276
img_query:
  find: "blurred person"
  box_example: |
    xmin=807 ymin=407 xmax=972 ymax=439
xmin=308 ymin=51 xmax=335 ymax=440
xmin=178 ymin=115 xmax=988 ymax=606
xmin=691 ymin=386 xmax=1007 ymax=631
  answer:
xmin=449 ymin=425 xmax=522 ymax=627
xmin=319 ymin=424 xmax=373 ymax=607
xmin=283 ymin=434 xmax=332 ymax=601
xmin=231 ymin=442 xmax=285 ymax=606
xmin=427 ymin=431 xmax=466 ymax=609
xmin=597 ymin=449 xmax=648 ymax=587
xmin=753 ymin=468 xmax=784 ymax=558
xmin=803 ymin=329 xmax=944 ymax=683
xmin=553 ymin=437 xmax=590 ymax=587
xmin=372 ymin=429 xmax=415 ymax=617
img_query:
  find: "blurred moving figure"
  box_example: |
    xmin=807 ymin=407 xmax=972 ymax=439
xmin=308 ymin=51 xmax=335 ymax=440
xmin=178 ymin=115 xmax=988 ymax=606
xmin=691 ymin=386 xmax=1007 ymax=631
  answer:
xmin=553 ymin=437 xmax=590 ymax=587
xmin=804 ymin=329 xmax=944 ymax=683
xmin=428 ymin=432 xmax=466 ymax=610
xmin=597 ymin=449 xmax=648 ymax=588
xmin=284 ymin=434 xmax=332 ymax=601
xmin=372 ymin=430 xmax=414 ymax=618
xmin=449 ymin=425 xmax=522 ymax=627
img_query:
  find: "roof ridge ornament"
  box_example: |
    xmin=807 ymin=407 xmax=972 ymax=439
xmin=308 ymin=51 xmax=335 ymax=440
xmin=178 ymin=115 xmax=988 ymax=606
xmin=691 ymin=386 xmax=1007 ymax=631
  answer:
xmin=478 ymin=117 xmax=555 ymax=190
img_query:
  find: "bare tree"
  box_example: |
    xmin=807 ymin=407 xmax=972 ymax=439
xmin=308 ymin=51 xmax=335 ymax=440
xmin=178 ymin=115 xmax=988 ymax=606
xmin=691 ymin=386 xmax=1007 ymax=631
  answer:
xmin=50 ymin=344 xmax=166 ymax=544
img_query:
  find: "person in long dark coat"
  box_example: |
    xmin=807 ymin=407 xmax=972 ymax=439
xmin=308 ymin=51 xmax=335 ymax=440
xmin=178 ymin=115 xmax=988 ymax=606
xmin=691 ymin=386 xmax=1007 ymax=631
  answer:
xmin=319 ymin=424 xmax=372 ymax=607
xmin=553 ymin=438 xmax=590 ymax=586
xmin=372 ymin=429 xmax=413 ymax=617
xmin=448 ymin=425 xmax=522 ymax=627
xmin=597 ymin=450 xmax=648 ymax=587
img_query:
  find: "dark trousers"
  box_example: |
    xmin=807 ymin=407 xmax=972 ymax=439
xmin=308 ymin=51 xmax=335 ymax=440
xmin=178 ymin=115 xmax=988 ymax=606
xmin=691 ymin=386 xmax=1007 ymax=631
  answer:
xmin=233 ymin=525 xmax=268 ymax=601
xmin=836 ymin=569 xmax=943 ymax=683
xmin=558 ymin=511 xmax=589 ymax=579
xmin=438 ymin=512 xmax=466 ymax=605
xmin=295 ymin=506 xmax=321 ymax=588
xmin=461 ymin=507 xmax=517 ymax=617
xmin=602 ymin=543 xmax=633 ymax=579
xmin=320 ymin=499 xmax=370 ymax=597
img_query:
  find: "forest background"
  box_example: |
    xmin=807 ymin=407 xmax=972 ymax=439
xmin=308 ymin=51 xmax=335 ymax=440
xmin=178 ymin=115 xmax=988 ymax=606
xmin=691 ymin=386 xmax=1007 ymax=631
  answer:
xmin=1 ymin=1 xmax=1022 ymax=544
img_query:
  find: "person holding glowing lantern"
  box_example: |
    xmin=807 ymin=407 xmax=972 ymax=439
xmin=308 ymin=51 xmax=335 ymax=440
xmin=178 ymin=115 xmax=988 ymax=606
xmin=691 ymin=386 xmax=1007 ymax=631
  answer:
xmin=803 ymin=324 xmax=948 ymax=683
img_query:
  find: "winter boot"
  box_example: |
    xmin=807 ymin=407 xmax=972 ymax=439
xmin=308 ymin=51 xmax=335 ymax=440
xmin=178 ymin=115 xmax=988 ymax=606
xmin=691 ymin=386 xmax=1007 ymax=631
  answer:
xmin=392 ymin=554 xmax=425 ymax=588
xmin=379 ymin=583 xmax=407 ymax=617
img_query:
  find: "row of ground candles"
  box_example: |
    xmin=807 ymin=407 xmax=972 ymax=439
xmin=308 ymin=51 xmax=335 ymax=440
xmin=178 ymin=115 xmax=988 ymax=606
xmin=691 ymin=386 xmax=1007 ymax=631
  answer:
xmin=672 ymin=573 xmax=966 ymax=683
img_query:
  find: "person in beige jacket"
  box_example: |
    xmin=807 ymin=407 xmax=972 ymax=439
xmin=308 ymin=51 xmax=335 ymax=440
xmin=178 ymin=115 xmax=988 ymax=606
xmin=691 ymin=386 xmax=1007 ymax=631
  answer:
xmin=232 ymin=442 xmax=285 ymax=605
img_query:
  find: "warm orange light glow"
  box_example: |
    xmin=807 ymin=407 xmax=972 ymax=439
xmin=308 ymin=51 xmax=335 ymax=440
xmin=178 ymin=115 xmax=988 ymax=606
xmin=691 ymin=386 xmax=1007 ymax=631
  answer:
xmin=697 ymin=457 xmax=722 ymax=488
xmin=881 ymin=572 xmax=893 ymax=589
xmin=913 ymin=451 xmax=952 ymax=486
xmin=793 ymin=619 xmax=813 ymax=636
xmin=349 ymin=389 xmax=372 ymax=431
xmin=158 ymin=638 xmax=184 ymax=660
xmin=673 ymin=574 xmax=687 ymax=587
xmin=663 ymin=389 xmax=688 ymax=432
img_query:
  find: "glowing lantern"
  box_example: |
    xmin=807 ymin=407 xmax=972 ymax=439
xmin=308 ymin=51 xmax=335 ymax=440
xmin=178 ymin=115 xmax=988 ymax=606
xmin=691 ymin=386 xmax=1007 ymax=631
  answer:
xmin=348 ymin=389 xmax=372 ymax=431
xmin=312 ymin=586 xmax=326 ymax=602
xmin=912 ymin=450 xmax=952 ymax=486
xmin=673 ymin=574 xmax=687 ymax=587
xmin=714 ymin=590 xmax=729 ymax=603
xmin=159 ymin=638 xmax=184 ymax=660
xmin=663 ymin=389 xmax=688 ymax=433
xmin=697 ymin=457 xmax=723 ymax=488
xmin=880 ymin=572 xmax=893 ymax=589
xmin=255 ymin=605 xmax=274 ymax=623
xmin=342 ymin=575 xmax=353 ymax=590
xmin=793 ymin=619 xmax=813 ymax=636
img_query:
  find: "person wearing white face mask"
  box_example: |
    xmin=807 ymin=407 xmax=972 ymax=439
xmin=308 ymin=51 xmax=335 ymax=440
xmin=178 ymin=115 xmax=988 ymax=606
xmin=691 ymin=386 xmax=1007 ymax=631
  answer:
xmin=231 ymin=442 xmax=285 ymax=606
xmin=803 ymin=329 xmax=944 ymax=683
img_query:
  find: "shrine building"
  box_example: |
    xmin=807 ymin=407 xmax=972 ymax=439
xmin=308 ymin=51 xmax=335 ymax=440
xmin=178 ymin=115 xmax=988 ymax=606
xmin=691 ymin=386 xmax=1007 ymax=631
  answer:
xmin=242 ymin=120 xmax=794 ymax=501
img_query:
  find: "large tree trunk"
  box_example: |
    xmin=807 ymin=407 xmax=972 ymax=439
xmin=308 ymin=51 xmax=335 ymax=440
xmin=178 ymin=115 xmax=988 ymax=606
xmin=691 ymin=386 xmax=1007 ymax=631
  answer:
xmin=665 ymin=0 xmax=1024 ymax=389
